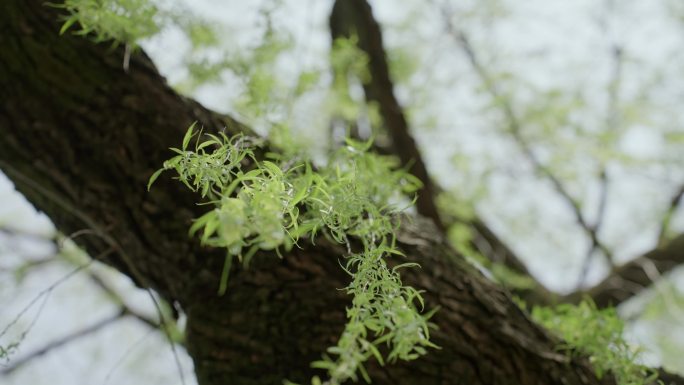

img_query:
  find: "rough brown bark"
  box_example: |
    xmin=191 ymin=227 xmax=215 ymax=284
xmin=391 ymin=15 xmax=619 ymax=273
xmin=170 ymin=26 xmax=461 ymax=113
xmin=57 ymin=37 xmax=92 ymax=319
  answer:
xmin=0 ymin=1 xmax=666 ymax=384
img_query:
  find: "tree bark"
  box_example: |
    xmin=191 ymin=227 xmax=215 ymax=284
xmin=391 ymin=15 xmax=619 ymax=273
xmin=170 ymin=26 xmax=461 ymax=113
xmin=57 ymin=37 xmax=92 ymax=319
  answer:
xmin=0 ymin=1 xmax=657 ymax=384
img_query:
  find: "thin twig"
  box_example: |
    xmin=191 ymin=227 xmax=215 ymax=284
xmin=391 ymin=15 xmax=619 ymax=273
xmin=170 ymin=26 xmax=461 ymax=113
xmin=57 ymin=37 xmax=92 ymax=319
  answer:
xmin=658 ymin=183 xmax=684 ymax=245
xmin=593 ymin=169 xmax=611 ymax=244
xmin=0 ymin=309 xmax=126 ymax=376
xmin=87 ymin=272 xmax=160 ymax=329
xmin=0 ymin=260 xmax=164 ymax=376
xmin=576 ymin=15 xmax=624 ymax=286
xmin=145 ymin=290 xmax=186 ymax=385
xmin=0 ymin=256 xmax=56 ymax=273
xmin=0 ymin=259 xmax=96 ymax=342
xmin=103 ymin=326 xmax=157 ymax=385
xmin=438 ymin=6 xmax=614 ymax=266
xmin=0 ymin=227 xmax=56 ymax=244
xmin=0 ymin=161 xmax=187 ymax=385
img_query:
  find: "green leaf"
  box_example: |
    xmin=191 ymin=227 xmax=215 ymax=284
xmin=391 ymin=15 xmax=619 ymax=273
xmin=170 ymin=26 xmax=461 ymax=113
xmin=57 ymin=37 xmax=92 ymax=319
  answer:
xmin=262 ymin=160 xmax=283 ymax=177
xmin=189 ymin=210 xmax=216 ymax=237
xmin=147 ymin=168 xmax=165 ymax=191
xmin=367 ymin=342 xmax=385 ymax=365
xmin=242 ymin=244 xmax=260 ymax=268
xmin=310 ymin=360 xmax=335 ymax=370
xmin=182 ymin=122 xmax=198 ymax=150
xmin=60 ymin=16 xmax=78 ymax=35
xmin=392 ymin=262 xmax=420 ymax=272
xmin=357 ymin=361 xmax=371 ymax=383
xmin=218 ymin=253 xmax=234 ymax=295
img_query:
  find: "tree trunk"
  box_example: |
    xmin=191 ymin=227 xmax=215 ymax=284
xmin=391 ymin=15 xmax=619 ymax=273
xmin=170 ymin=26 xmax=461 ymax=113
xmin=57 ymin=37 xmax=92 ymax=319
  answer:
xmin=0 ymin=1 xmax=621 ymax=384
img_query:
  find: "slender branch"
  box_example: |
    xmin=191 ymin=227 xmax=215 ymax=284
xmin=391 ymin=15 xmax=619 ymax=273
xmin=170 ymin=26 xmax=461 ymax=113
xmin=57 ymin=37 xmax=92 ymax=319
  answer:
xmin=576 ymin=169 xmax=611 ymax=286
xmin=576 ymin=19 xmax=625 ymax=286
xmin=0 ymin=227 xmax=159 ymax=328
xmin=564 ymin=233 xmax=684 ymax=308
xmin=658 ymin=183 xmax=684 ymax=245
xmin=145 ymin=289 xmax=186 ymax=384
xmin=0 ymin=264 xmax=166 ymax=377
xmin=0 ymin=226 xmax=58 ymax=272
xmin=88 ymin=272 xmax=161 ymax=329
xmin=0 ymin=256 xmax=55 ymax=273
xmin=0 ymin=309 xmax=126 ymax=376
xmin=593 ymin=169 xmax=610 ymax=248
xmin=0 ymin=161 xmax=186 ymax=385
xmin=0 ymin=227 xmax=56 ymax=245
xmin=438 ymin=7 xmax=614 ymax=266
xmin=0 ymin=259 xmax=96 ymax=343
xmin=103 ymin=327 xmax=157 ymax=385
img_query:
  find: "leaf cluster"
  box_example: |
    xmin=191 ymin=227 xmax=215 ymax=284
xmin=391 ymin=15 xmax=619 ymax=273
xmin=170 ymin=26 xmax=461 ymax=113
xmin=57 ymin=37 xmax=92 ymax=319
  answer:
xmin=150 ymin=125 xmax=434 ymax=384
xmin=530 ymin=299 xmax=659 ymax=385
xmin=54 ymin=0 xmax=160 ymax=45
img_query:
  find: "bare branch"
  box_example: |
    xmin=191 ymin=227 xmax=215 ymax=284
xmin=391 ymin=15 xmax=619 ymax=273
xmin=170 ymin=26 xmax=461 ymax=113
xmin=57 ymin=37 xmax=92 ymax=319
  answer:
xmin=0 ymin=310 xmax=125 ymax=376
xmin=0 ymin=261 xmax=168 ymax=377
xmin=88 ymin=272 xmax=161 ymax=329
xmin=565 ymin=233 xmax=684 ymax=308
xmin=0 ymin=227 xmax=56 ymax=245
xmin=0 ymin=259 xmax=96 ymax=343
xmin=577 ymin=20 xmax=625 ymax=286
xmin=438 ymin=6 xmax=615 ymax=269
xmin=658 ymin=183 xmax=684 ymax=245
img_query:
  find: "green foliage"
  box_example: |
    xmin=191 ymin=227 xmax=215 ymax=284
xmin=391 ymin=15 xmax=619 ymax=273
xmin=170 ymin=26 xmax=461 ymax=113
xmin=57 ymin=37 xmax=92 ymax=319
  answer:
xmin=0 ymin=342 xmax=18 ymax=363
xmin=183 ymin=22 xmax=219 ymax=50
xmin=150 ymin=125 xmax=434 ymax=384
xmin=530 ymin=300 xmax=659 ymax=385
xmin=329 ymin=37 xmax=374 ymax=124
xmin=331 ymin=36 xmax=371 ymax=87
xmin=387 ymin=46 xmax=419 ymax=86
xmin=437 ymin=192 xmax=537 ymax=291
xmin=177 ymin=3 xmax=303 ymax=116
xmin=54 ymin=0 xmax=160 ymax=45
